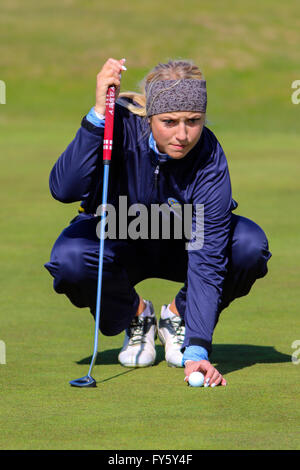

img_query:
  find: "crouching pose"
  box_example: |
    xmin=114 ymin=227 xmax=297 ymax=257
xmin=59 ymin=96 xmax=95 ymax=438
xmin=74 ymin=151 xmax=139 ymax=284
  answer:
xmin=45 ymin=58 xmax=271 ymax=387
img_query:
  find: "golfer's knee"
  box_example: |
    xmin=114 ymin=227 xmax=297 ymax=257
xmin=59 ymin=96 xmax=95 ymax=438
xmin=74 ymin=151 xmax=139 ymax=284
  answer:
xmin=51 ymin=240 xmax=87 ymax=284
xmin=233 ymin=217 xmax=271 ymax=276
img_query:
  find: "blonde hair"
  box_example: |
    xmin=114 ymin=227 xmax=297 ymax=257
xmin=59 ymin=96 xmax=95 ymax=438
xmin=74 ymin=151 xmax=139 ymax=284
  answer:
xmin=118 ymin=60 xmax=204 ymax=117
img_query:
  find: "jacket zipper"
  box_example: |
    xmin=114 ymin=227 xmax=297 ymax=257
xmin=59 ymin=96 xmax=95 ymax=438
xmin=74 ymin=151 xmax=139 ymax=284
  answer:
xmin=154 ymin=164 xmax=160 ymax=189
xmin=145 ymin=162 xmax=160 ymax=207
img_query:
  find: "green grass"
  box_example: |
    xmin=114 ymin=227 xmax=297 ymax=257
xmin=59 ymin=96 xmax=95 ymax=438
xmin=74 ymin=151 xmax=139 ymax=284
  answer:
xmin=0 ymin=0 xmax=300 ymax=450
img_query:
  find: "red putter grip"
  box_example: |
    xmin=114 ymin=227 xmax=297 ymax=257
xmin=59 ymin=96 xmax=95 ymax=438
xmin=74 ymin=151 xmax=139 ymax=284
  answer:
xmin=103 ymin=86 xmax=116 ymax=163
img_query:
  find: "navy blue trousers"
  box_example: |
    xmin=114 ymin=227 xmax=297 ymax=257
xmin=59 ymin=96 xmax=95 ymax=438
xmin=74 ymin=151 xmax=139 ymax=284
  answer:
xmin=45 ymin=213 xmax=271 ymax=336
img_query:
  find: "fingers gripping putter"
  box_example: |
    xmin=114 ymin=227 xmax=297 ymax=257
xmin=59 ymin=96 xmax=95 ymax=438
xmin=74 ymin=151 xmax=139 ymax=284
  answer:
xmin=69 ymin=86 xmax=116 ymax=388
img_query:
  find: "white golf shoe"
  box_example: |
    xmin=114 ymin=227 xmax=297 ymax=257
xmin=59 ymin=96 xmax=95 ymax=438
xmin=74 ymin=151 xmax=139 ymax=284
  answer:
xmin=118 ymin=300 xmax=157 ymax=368
xmin=158 ymin=305 xmax=185 ymax=368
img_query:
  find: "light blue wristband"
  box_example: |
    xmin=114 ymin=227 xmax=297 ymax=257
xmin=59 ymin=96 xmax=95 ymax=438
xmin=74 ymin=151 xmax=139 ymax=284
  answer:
xmin=86 ymin=107 xmax=105 ymax=128
xmin=182 ymin=345 xmax=209 ymax=367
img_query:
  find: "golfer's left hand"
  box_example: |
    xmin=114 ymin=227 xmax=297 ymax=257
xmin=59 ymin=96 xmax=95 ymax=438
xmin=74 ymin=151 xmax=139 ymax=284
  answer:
xmin=184 ymin=360 xmax=227 ymax=387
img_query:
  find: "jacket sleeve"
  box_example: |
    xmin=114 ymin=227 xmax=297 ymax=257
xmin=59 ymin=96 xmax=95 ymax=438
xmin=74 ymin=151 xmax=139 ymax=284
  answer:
xmin=183 ymin=140 xmax=232 ymax=355
xmin=49 ymin=117 xmax=105 ymax=203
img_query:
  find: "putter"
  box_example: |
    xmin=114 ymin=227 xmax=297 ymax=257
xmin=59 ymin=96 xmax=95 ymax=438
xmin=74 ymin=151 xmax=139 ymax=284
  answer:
xmin=70 ymin=86 xmax=116 ymax=388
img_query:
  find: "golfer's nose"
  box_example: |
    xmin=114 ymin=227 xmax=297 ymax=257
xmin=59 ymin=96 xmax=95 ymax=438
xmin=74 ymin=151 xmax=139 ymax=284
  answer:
xmin=176 ymin=123 xmax=188 ymax=142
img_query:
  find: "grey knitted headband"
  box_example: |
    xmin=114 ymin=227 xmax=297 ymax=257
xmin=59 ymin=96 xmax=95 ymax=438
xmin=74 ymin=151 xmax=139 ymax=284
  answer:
xmin=146 ymin=79 xmax=207 ymax=117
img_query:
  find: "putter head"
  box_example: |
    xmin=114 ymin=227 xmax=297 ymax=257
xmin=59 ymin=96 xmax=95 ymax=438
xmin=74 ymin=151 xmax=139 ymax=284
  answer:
xmin=69 ymin=375 xmax=97 ymax=388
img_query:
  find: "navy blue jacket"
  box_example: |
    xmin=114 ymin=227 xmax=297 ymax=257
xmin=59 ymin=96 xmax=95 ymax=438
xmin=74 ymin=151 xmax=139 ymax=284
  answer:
xmin=49 ymin=101 xmax=235 ymax=354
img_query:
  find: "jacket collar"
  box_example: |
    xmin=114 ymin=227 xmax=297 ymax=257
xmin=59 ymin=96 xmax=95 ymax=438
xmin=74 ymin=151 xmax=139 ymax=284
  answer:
xmin=148 ymin=130 xmax=206 ymax=167
xmin=148 ymin=132 xmax=172 ymax=164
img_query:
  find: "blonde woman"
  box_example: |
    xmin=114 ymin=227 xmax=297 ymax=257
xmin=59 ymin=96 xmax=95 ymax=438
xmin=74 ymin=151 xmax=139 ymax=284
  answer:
xmin=45 ymin=58 xmax=271 ymax=387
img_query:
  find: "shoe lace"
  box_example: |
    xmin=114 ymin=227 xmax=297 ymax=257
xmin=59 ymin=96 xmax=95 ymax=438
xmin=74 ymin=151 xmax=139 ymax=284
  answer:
xmin=170 ymin=317 xmax=185 ymax=345
xmin=128 ymin=318 xmax=148 ymax=346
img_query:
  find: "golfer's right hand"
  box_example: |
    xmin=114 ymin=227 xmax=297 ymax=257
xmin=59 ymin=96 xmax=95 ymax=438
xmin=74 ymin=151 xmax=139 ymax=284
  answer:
xmin=184 ymin=360 xmax=227 ymax=387
xmin=94 ymin=58 xmax=126 ymax=116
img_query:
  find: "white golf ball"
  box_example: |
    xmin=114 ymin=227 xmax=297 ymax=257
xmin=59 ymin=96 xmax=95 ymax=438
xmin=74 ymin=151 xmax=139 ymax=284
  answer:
xmin=188 ymin=371 xmax=205 ymax=387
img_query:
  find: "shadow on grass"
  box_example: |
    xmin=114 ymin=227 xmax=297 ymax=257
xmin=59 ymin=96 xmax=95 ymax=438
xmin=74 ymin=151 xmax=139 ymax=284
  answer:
xmin=76 ymin=343 xmax=291 ymax=376
xmin=210 ymin=344 xmax=291 ymax=376
xmin=76 ymin=345 xmax=165 ymax=367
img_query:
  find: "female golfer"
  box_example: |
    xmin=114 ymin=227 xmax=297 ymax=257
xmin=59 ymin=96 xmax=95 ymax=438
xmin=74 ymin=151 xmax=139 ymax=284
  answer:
xmin=45 ymin=58 xmax=271 ymax=387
